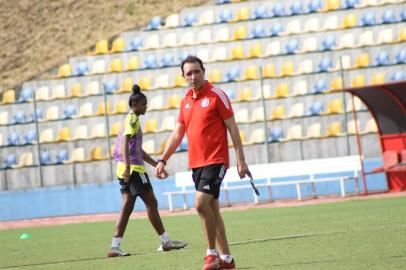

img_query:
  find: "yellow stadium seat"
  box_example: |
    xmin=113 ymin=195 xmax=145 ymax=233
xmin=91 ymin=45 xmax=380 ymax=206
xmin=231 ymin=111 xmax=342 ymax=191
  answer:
xmin=325 ymin=0 xmax=341 ymax=11
xmin=45 ymin=106 xmax=59 ymax=121
xmin=325 ymin=99 xmax=344 ymax=114
xmin=330 ymin=77 xmax=343 ymax=91
xmin=167 ymin=95 xmax=181 ymax=109
xmin=238 ymin=88 xmax=253 ymax=102
xmin=243 ymin=65 xmax=259 ymax=80
xmin=70 ymin=83 xmax=83 ymax=97
xmin=261 ymin=63 xmax=276 ymax=78
xmin=58 ymin=64 xmax=72 ymax=77
xmin=90 ymin=123 xmax=106 ymax=138
xmin=233 ymin=26 xmax=248 ymax=40
xmin=114 ymin=100 xmax=128 ymax=114
xmin=39 ymin=128 xmax=54 ymax=143
xmin=398 ymin=27 xmax=406 ymax=42
xmin=95 ymin=39 xmax=109 ymax=54
xmin=280 ymin=62 xmax=295 ymax=77
xmin=97 ymin=101 xmax=111 ymax=115
xmin=371 ymin=72 xmax=385 ymax=85
xmin=230 ymin=45 xmax=245 ymax=60
xmin=120 ymin=77 xmax=134 ymax=93
xmin=74 ymin=125 xmax=88 ymax=140
xmin=126 ymin=57 xmax=140 ymax=71
xmin=63 ymin=147 xmax=85 ymax=164
xmin=138 ymin=77 xmax=152 ymax=90
xmin=57 ymin=127 xmax=71 ymax=142
xmin=236 ymin=6 xmax=250 ymax=21
xmin=78 ymin=102 xmax=93 ymax=118
xmin=351 ymin=74 xmax=366 ymax=87
xmin=89 ymin=146 xmax=106 ymax=161
xmin=143 ymin=118 xmax=159 ymax=133
xmin=326 ymin=122 xmax=342 ymax=137
xmin=347 ymin=120 xmax=361 ymax=135
xmin=85 ymin=81 xmax=100 ymax=96
xmin=275 ymin=83 xmax=289 ymax=98
xmin=35 ymin=86 xmax=50 ymax=101
xmin=109 ymin=58 xmax=123 ymax=73
xmin=248 ymin=43 xmax=262 ymax=58
xmin=239 ymin=130 xmax=247 ymax=145
xmin=285 ymin=125 xmax=302 ymax=140
xmin=342 ymin=14 xmax=357 ymax=29
xmin=110 ymin=122 xmax=122 ymax=136
xmin=2 ymin=89 xmax=15 ymax=104
xmin=174 ymin=74 xmax=186 ymax=87
xmin=111 ymin=37 xmax=125 ymax=53
xmin=355 ymin=53 xmax=370 ymax=68
xmin=208 ymin=69 xmax=222 ymax=83
xmin=270 ymin=105 xmax=285 ymax=120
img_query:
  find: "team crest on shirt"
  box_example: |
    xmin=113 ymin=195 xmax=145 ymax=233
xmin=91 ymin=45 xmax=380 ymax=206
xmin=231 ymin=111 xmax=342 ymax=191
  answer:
xmin=201 ymin=98 xmax=210 ymax=108
xmin=185 ymin=103 xmax=190 ymax=109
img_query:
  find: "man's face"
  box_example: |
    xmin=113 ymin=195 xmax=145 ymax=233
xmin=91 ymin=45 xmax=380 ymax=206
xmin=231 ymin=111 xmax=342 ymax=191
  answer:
xmin=182 ymin=62 xmax=205 ymax=90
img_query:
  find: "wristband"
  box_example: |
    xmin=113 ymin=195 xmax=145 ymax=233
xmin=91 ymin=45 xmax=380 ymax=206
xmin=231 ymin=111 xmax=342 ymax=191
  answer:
xmin=157 ymin=159 xmax=167 ymax=166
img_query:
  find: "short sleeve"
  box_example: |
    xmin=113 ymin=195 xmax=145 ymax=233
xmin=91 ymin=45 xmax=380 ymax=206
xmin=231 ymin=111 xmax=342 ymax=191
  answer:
xmin=123 ymin=113 xmax=139 ymax=136
xmin=215 ymin=88 xmax=234 ymax=120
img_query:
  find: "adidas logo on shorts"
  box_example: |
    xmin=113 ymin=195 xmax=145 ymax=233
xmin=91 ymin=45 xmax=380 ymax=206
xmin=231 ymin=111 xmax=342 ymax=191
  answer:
xmin=202 ymin=185 xmax=210 ymax=190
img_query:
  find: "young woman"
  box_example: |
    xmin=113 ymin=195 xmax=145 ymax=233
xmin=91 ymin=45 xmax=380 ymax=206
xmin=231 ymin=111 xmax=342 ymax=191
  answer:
xmin=108 ymin=84 xmax=187 ymax=257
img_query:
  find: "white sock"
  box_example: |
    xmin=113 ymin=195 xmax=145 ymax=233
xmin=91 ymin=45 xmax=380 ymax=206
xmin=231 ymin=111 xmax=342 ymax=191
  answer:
xmin=206 ymin=249 xmax=217 ymax=256
xmin=111 ymin=237 xmax=122 ymax=248
xmin=159 ymin=232 xmax=170 ymax=243
xmin=220 ymin=254 xmax=233 ymax=263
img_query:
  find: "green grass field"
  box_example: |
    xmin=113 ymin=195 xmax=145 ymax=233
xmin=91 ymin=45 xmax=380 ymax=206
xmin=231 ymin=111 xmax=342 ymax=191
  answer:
xmin=1 ymin=196 xmax=406 ymax=270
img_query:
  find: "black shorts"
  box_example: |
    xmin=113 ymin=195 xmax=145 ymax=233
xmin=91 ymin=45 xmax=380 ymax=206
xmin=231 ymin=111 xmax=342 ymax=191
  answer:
xmin=119 ymin=171 xmax=152 ymax=197
xmin=192 ymin=163 xmax=226 ymax=199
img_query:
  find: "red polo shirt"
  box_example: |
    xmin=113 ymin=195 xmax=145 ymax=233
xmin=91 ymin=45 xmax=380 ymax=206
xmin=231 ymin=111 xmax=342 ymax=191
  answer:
xmin=178 ymin=81 xmax=234 ymax=169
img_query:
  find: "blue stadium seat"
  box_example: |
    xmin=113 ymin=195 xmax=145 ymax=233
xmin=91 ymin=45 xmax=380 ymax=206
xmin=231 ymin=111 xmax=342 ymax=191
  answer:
xmin=29 ymin=108 xmax=44 ymax=122
xmin=269 ymin=128 xmax=283 ymax=142
xmin=62 ymin=105 xmax=77 ymax=119
xmin=375 ymin=51 xmax=390 ymax=66
xmin=401 ymin=9 xmax=406 ymax=21
xmin=361 ymin=11 xmax=376 ymax=26
xmin=23 ymin=130 xmax=37 ymax=144
xmin=178 ymin=51 xmax=193 ymax=63
xmin=290 ymin=1 xmax=304 ymax=15
xmin=160 ymin=53 xmax=175 ymax=67
xmin=285 ymin=40 xmax=300 ymax=54
xmin=176 ymin=137 xmax=188 ymax=152
xmin=344 ymin=0 xmax=358 ymax=9
xmin=40 ymin=151 xmax=53 ymax=165
xmin=129 ymin=36 xmax=142 ymax=51
xmin=224 ymin=89 xmax=235 ymax=101
xmin=12 ymin=111 xmax=25 ymax=124
xmin=147 ymin=16 xmax=162 ymax=30
xmin=321 ymin=36 xmax=336 ymax=51
xmin=318 ymin=58 xmax=333 ymax=72
xmin=216 ymin=0 xmax=231 ymax=4
xmin=7 ymin=132 xmax=20 ymax=146
xmin=311 ymin=79 xmax=329 ymax=94
xmin=395 ymin=49 xmax=406 ymax=64
xmin=308 ymin=0 xmax=322 ymax=13
xmin=270 ymin=23 xmax=283 ymax=36
xmin=250 ymin=24 xmax=266 ymax=38
xmin=72 ymin=62 xmax=89 ymax=76
xmin=17 ymin=88 xmax=33 ymax=103
xmin=103 ymin=80 xmax=117 ymax=94
xmin=381 ymin=10 xmax=396 ymax=24
xmin=218 ymin=9 xmax=233 ymax=23
xmin=56 ymin=149 xmax=69 ymax=164
xmin=3 ymin=154 xmax=17 ymax=169
xmin=253 ymin=6 xmax=269 ymax=19
xmin=225 ymin=68 xmax=241 ymax=82
xmin=143 ymin=55 xmax=157 ymax=69
xmin=390 ymin=71 xmax=406 ymax=82
xmin=183 ymin=13 xmax=197 ymax=27
xmin=309 ymin=101 xmax=324 ymax=115
xmin=272 ymin=3 xmax=286 ymax=17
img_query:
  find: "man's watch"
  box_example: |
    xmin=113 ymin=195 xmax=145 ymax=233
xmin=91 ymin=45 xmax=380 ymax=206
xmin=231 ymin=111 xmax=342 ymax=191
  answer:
xmin=157 ymin=159 xmax=167 ymax=166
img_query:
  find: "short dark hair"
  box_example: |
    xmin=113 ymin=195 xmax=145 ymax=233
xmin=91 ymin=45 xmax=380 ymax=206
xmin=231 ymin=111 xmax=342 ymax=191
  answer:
xmin=180 ymin=55 xmax=205 ymax=75
xmin=129 ymin=84 xmax=147 ymax=107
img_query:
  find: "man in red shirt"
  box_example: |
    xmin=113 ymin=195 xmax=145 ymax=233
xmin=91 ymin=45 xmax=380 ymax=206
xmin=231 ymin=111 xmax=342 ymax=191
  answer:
xmin=156 ymin=56 xmax=250 ymax=270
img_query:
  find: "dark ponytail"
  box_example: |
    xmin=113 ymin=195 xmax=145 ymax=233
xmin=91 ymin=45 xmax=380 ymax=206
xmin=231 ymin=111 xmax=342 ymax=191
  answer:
xmin=128 ymin=84 xmax=147 ymax=107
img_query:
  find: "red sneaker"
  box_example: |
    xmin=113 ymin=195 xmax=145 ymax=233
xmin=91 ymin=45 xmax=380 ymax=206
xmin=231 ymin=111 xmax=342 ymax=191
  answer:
xmin=220 ymin=258 xmax=236 ymax=269
xmin=202 ymin=255 xmax=221 ymax=270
